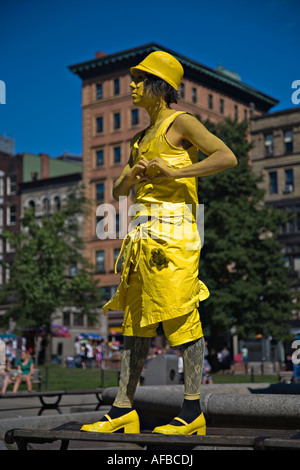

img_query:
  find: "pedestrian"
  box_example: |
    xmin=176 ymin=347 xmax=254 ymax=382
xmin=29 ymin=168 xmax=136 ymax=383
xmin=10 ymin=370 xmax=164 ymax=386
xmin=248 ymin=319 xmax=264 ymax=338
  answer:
xmin=202 ymin=358 xmax=213 ymax=384
xmin=0 ymin=356 xmax=11 ymax=393
xmin=1 ymin=350 xmax=34 ymax=394
xmin=85 ymin=339 xmax=94 ymax=368
xmin=242 ymin=346 xmax=248 ymax=363
xmin=176 ymin=349 xmax=184 ymax=384
xmin=219 ymin=346 xmax=231 ymax=373
xmin=81 ymin=50 xmax=236 ymax=435
xmin=79 ymin=340 xmax=87 ymax=369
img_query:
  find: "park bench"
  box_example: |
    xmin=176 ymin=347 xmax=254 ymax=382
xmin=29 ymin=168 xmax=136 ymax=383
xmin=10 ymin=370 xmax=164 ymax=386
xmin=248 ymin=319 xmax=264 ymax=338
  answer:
xmin=3 ymin=368 xmax=43 ymax=390
xmin=278 ymin=371 xmax=293 ymax=383
xmin=4 ymin=422 xmax=300 ymax=451
xmin=0 ymin=388 xmax=104 ymax=415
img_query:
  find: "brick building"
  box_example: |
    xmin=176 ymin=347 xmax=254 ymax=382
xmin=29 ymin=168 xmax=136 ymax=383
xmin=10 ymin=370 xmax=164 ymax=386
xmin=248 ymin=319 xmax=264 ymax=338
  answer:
xmin=0 ymin=151 xmax=82 ymax=286
xmin=0 ymin=151 xmax=22 ymax=285
xmin=69 ymin=42 xmax=278 ymax=336
xmin=251 ymin=107 xmax=300 ymax=290
xmin=0 ymin=152 xmax=88 ymax=357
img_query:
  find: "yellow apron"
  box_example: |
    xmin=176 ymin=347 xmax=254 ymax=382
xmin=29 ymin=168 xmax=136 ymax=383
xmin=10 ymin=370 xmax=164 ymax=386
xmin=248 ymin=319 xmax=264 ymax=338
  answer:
xmin=102 ymin=111 xmax=209 ymax=327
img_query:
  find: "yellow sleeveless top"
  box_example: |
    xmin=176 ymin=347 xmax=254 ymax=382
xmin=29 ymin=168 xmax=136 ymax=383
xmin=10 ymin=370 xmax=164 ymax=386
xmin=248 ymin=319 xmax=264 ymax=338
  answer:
xmin=102 ymin=111 xmax=209 ymax=326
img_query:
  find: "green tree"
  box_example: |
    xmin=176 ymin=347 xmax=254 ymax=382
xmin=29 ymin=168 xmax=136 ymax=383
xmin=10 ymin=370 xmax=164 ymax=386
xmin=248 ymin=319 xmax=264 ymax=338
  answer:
xmin=198 ymin=117 xmax=296 ymax=347
xmin=0 ymin=184 xmax=102 ymax=364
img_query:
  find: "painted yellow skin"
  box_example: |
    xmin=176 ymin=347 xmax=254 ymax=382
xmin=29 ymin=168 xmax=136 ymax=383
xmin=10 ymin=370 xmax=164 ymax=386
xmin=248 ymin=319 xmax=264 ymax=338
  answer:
xmin=113 ymin=71 xmax=237 ymax=200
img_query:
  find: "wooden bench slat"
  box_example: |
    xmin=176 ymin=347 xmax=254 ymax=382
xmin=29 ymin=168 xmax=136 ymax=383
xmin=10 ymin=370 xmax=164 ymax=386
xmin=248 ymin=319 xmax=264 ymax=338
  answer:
xmin=5 ymin=427 xmax=300 ymax=451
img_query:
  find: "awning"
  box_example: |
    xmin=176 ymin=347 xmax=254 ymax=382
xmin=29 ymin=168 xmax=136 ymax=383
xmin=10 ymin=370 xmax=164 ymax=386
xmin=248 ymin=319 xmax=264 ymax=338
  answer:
xmin=78 ymin=333 xmax=103 ymax=340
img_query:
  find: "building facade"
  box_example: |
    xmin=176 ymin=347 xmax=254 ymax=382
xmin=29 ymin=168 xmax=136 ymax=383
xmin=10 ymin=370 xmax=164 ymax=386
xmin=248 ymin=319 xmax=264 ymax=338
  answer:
xmin=0 ymin=151 xmax=23 ymax=285
xmin=69 ymin=42 xmax=278 ymax=336
xmin=251 ymin=107 xmax=300 ymax=312
xmin=0 ymin=152 xmax=106 ymax=358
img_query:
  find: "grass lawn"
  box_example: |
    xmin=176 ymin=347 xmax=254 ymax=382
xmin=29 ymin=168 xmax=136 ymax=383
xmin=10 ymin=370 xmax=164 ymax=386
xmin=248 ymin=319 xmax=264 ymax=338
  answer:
xmin=211 ymin=373 xmax=278 ymax=384
xmin=38 ymin=366 xmax=120 ymax=391
xmin=23 ymin=366 xmax=278 ymax=392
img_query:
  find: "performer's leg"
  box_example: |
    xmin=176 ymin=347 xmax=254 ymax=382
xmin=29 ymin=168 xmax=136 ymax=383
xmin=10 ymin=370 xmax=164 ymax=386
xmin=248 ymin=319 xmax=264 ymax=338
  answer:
xmin=101 ymin=335 xmax=150 ymax=420
xmin=81 ymin=335 xmax=149 ymax=433
xmin=153 ymin=311 xmax=206 ymax=435
xmin=170 ymin=336 xmax=204 ymax=424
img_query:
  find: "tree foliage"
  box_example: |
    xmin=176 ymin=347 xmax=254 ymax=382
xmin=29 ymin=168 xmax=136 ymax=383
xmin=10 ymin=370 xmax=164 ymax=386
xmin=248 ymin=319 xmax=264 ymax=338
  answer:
xmin=0 ymin=184 xmax=102 ymax=362
xmin=198 ymin=117 xmax=296 ymax=344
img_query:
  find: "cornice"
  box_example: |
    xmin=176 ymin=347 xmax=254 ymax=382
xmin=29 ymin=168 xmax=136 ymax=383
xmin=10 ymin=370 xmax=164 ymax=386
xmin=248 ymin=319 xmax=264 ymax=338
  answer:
xmin=69 ymin=42 xmax=278 ymax=112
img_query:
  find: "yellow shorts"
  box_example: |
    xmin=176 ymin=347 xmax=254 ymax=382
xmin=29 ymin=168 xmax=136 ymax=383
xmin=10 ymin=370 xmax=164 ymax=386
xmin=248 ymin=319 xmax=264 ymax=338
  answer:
xmin=122 ymin=270 xmax=203 ymax=347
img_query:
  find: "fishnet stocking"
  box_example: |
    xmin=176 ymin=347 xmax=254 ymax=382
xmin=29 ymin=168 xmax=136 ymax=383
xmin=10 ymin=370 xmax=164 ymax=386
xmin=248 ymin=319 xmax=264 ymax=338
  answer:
xmin=113 ymin=336 xmax=150 ymax=408
xmin=181 ymin=337 xmax=205 ymax=399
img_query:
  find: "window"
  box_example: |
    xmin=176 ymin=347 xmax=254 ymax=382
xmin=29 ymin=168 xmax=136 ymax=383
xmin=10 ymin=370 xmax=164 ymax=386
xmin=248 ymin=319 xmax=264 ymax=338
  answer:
xmin=54 ymin=196 xmax=61 ymax=211
xmin=284 ymin=130 xmax=293 ymax=153
xmin=7 ymin=175 xmax=16 ymax=194
xmin=296 ymin=205 xmax=300 ymax=231
xmin=70 ymin=266 xmax=77 ymax=277
xmin=113 ymin=146 xmax=121 ymax=164
xmin=179 ymin=83 xmax=185 ymax=99
xmin=63 ymin=312 xmax=70 ymax=326
xmin=219 ymin=99 xmax=224 ymax=114
xmin=244 ymin=109 xmax=248 ymax=120
xmin=286 ymin=206 xmax=294 ymax=232
xmin=208 ymin=94 xmax=213 ymax=109
xmin=43 ymin=198 xmax=50 ymax=214
xmin=114 ymin=248 xmax=122 ymax=272
xmin=0 ymin=174 xmax=4 ymax=197
xmin=73 ymin=313 xmax=84 ymax=327
xmin=116 ymin=213 xmax=120 ymax=234
xmin=264 ymin=133 xmax=274 ymax=157
xmin=114 ymin=112 xmax=121 ymax=130
xmin=131 ymin=109 xmax=139 ymax=126
xmin=285 ymin=169 xmax=294 ymax=186
xmin=96 ymin=149 xmax=104 ymax=167
xmin=96 ymin=83 xmax=103 ymax=100
xmin=96 ymin=250 xmax=105 ymax=272
xmin=192 ymin=87 xmax=197 ymax=103
xmin=114 ymin=78 xmax=120 ymax=95
xmin=234 ymin=105 xmax=238 ymax=119
xmin=269 ymin=171 xmax=277 ymax=194
xmin=294 ymin=255 xmax=300 ymax=276
xmin=96 ymin=116 xmax=103 ymax=133
xmin=7 ymin=205 xmax=16 ymax=225
xmin=283 ymin=169 xmax=294 ymax=194
xmin=28 ymin=200 xmax=35 ymax=213
xmin=100 ymin=285 xmax=118 ymax=302
xmin=96 ymin=183 xmax=104 ymax=202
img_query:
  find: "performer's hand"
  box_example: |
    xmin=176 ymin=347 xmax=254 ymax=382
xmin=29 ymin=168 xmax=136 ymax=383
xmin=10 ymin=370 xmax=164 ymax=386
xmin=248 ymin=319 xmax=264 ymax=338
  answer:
xmin=145 ymin=157 xmax=177 ymax=180
xmin=128 ymin=159 xmax=151 ymax=184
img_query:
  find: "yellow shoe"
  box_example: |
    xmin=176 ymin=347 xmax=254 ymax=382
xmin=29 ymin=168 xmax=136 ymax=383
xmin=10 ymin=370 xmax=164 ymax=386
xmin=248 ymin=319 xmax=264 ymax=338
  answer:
xmin=152 ymin=413 xmax=206 ymax=435
xmin=81 ymin=410 xmax=140 ymax=434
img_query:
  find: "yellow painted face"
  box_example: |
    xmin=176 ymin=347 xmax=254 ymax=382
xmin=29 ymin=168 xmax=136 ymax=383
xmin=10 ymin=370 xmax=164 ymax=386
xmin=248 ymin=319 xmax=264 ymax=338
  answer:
xmin=130 ymin=72 xmax=159 ymax=109
xmin=130 ymin=72 xmax=147 ymax=107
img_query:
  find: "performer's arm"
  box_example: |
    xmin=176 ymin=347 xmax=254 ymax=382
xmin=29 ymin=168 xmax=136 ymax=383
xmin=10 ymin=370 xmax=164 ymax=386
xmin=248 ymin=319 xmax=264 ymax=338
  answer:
xmin=146 ymin=114 xmax=237 ymax=179
xmin=113 ymin=159 xmax=150 ymax=199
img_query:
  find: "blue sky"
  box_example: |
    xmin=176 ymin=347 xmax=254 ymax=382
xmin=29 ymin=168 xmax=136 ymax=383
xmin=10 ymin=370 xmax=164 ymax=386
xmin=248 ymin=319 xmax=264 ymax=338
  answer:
xmin=0 ymin=0 xmax=299 ymax=157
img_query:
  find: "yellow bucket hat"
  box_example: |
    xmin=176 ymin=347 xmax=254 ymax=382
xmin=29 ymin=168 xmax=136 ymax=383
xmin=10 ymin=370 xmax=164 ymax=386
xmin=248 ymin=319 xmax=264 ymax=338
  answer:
xmin=130 ymin=51 xmax=184 ymax=90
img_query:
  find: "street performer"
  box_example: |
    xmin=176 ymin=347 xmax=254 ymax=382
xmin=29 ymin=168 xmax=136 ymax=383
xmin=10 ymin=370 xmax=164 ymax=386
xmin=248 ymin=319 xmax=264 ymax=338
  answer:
xmin=81 ymin=50 xmax=237 ymax=435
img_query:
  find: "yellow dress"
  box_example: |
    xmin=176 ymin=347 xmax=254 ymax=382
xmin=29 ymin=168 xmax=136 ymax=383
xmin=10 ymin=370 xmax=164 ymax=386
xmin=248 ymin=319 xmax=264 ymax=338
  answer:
xmin=103 ymin=111 xmax=209 ymax=333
